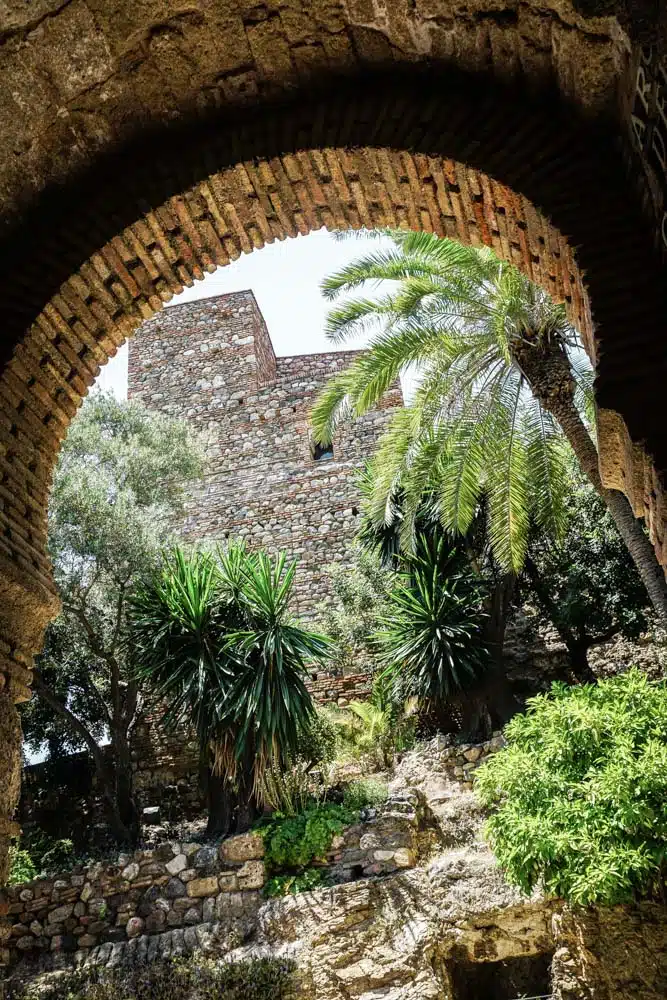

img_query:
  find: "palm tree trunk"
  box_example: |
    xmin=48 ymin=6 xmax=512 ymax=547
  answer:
xmin=205 ymin=768 xmax=235 ymax=838
xmin=527 ymin=361 xmax=667 ymax=623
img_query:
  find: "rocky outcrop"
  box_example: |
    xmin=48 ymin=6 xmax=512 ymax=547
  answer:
xmin=552 ymin=904 xmax=667 ymax=1000
xmin=7 ymin=741 xmax=667 ymax=999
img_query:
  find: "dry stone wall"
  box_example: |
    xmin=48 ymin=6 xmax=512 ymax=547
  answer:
xmin=2 ymin=831 xmax=265 ymax=970
xmin=128 ymin=290 xmax=402 ymax=616
xmin=2 ymin=793 xmax=421 ymax=972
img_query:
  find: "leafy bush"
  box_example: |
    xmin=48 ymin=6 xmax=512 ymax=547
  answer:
xmin=329 ymin=691 xmax=416 ymax=768
xmin=8 ymin=834 xmax=77 ymax=885
xmin=295 ymin=710 xmax=339 ymax=770
xmin=524 ymin=472 xmax=651 ymax=681
xmin=7 ymin=955 xmax=296 ymax=1000
xmin=264 ymin=867 xmax=328 ymax=898
xmin=40 ymin=838 xmax=75 ymax=872
xmin=7 ymin=846 xmax=37 ymax=885
xmin=475 ymin=669 xmax=667 ymax=906
xmin=342 ymin=779 xmax=388 ymax=812
xmin=317 ymin=548 xmax=393 ymax=676
xmin=262 ymin=802 xmax=354 ymax=873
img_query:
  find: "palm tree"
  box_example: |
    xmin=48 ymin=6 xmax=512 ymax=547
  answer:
xmin=311 ymin=232 xmax=667 ymax=622
xmin=129 ymin=543 xmax=330 ymax=835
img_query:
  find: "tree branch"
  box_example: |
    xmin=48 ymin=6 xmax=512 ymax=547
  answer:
xmin=32 ymin=668 xmax=109 ymax=774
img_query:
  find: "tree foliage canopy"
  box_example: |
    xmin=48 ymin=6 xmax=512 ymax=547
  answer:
xmin=312 ymin=231 xmax=594 ymax=574
xmin=317 ymin=545 xmax=394 ymax=676
xmin=524 ymin=470 xmax=650 ymax=659
xmin=476 ymin=670 xmax=667 ymax=905
xmin=24 ymin=393 xmax=204 ymax=758
xmin=22 ymin=393 xmax=205 ymax=841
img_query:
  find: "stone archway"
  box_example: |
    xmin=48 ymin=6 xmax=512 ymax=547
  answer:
xmin=0 ymin=0 xmax=666 ymax=894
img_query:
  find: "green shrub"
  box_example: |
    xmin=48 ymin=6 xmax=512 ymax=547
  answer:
xmin=262 ymin=802 xmax=354 ymax=873
xmin=342 ymin=779 xmax=388 ymax=812
xmin=330 ymin=694 xmax=416 ymax=768
xmin=295 ymin=710 xmax=339 ymax=770
xmin=40 ymin=838 xmax=75 ymax=872
xmin=475 ymin=669 xmax=667 ymax=906
xmin=9 ymin=832 xmax=78 ymax=884
xmin=7 ymin=846 xmax=37 ymax=885
xmin=264 ymin=867 xmax=328 ymax=898
xmin=7 ymin=956 xmax=296 ymax=1000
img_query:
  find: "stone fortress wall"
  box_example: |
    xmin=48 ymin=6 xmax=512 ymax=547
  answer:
xmin=128 ymin=290 xmax=403 ymax=617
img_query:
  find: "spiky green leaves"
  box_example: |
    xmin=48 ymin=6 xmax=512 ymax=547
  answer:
xmin=375 ymin=537 xmax=491 ymax=706
xmin=312 ymin=230 xmax=591 ymax=573
xmin=129 ymin=544 xmax=330 ymax=792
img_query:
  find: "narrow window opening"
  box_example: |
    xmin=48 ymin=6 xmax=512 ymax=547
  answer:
xmin=312 ymin=441 xmax=334 ymax=462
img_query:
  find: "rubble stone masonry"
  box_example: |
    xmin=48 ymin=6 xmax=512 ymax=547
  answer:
xmin=128 ymin=290 xmax=402 ymax=615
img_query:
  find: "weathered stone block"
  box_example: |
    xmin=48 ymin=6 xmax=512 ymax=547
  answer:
xmin=165 ymin=878 xmax=186 ymax=899
xmin=122 ymin=863 xmax=140 ymax=882
xmin=219 ymin=832 xmax=265 ymax=864
xmin=193 ymin=846 xmax=217 ymax=870
xmin=218 ymin=873 xmax=238 ymax=892
xmin=237 ymin=861 xmax=265 ymax=890
xmin=187 ymin=876 xmax=219 ymax=898
xmin=184 ymin=907 xmax=201 ymax=925
xmin=145 ymin=910 xmax=166 ymax=933
xmin=47 ymin=903 xmax=74 ymax=924
xmin=166 ymin=854 xmax=187 ymax=876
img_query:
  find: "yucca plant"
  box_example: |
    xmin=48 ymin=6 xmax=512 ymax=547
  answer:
xmin=216 ymin=552 xmax=330 ymax=826
xmin=129 ymin=543 xmax=330 ymax=834
xmin=375 ymin=536 xmax=492 ymax=732
xmin=311 ymin=231 xmax=667 ymax=620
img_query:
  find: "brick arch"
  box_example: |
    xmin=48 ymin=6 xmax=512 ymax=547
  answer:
xmin=3 ymin=144 xmax=594 ymax=629
xmin=0 ymin=49 xmax=666 ymax=878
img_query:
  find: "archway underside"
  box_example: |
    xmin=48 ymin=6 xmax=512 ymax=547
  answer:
xmin=0 ymin=60 xmax=665 ymax=760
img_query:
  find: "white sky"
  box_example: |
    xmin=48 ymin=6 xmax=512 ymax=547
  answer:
xmin=95 ymin=229 xmax=391 ymax=398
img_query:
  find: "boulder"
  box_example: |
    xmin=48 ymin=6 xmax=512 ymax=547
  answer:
xmin=219 ymin=832 xmax=265 ymax=864
xmin=126 ymin=917 xmax=145 ymax=939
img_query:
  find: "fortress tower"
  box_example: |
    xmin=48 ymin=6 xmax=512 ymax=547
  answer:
xmin=128 ymin=290 xmax=403 ymax=616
